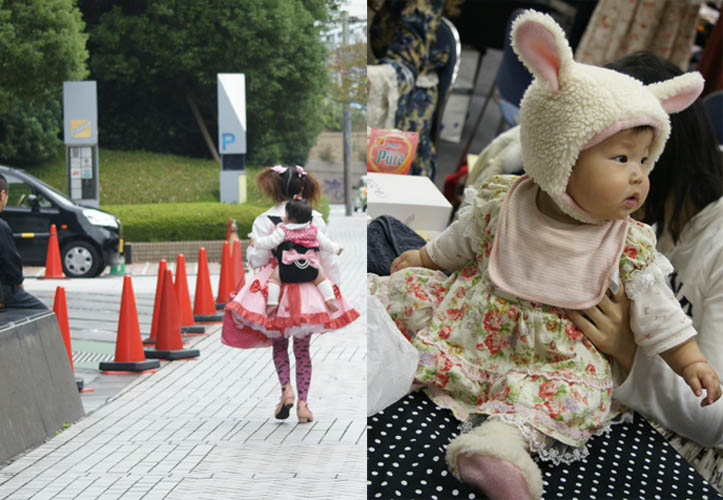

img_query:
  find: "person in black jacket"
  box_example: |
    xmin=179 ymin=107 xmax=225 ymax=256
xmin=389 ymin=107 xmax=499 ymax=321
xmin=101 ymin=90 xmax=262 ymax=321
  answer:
xmin=0 ymin=174 xmax=47 ymax=312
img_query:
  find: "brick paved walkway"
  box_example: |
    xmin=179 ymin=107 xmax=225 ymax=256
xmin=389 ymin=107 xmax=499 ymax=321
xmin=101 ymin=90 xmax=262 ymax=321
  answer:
xmin=0 ymin=207 xmax=367 ymax=500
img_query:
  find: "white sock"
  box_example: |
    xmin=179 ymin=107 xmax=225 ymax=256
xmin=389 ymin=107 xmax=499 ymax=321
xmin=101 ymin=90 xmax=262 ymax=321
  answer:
xmin=317 ymin=280 xmax=335 ymax=302
xmin=267 ymin=281 xmax=280 ymax=306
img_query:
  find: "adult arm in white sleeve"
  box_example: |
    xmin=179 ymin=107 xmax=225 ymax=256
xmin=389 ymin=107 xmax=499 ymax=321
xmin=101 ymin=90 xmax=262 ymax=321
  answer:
xmin=247 ymin=215 xmax=274 ymax=269
xmin=613 ymin=351 xmax=723 ymax=447
xmin=253 ymin=227 xmax=285 ymax=251
xmin=694 ymin=250 xmax=723 ymax=380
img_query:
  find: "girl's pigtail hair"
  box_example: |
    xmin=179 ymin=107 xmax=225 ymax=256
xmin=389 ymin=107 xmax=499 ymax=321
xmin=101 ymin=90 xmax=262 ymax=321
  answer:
xmin=256 ymin=167 xmax=286 ymax=204
xmin=300 ymin=172 xmax=321 ymax=206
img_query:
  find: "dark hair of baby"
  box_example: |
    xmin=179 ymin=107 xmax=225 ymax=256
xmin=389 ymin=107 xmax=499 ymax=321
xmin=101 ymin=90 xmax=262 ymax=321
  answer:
xmin=285 ymin=199 xmax=313 ymax=224
xmin=0 ymin=174 xmax=8 ymax=195
xmin=256 ymin=166 xmax=321 ymax=206
xmin=605 ymin=51 xmax=723 ymax=243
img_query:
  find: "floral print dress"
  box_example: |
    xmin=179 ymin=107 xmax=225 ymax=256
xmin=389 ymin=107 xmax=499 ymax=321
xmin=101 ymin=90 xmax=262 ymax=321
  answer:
xmin=368 ymin=175 xmax=658 ymax=459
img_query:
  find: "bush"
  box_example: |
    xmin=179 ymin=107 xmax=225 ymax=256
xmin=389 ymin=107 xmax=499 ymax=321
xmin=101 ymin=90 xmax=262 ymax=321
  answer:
xmin=102 ymin=202 xmax=265 ymax=242
xmin=103 ymin=200 xmax=330 ymax=242
xmin=0 ymin=96 xmax=63 ymax=165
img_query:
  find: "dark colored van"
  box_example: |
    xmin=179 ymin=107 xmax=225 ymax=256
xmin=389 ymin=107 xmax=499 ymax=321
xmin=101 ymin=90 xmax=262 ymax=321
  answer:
xmin=0 ymin=166 xmax=122 ymax=277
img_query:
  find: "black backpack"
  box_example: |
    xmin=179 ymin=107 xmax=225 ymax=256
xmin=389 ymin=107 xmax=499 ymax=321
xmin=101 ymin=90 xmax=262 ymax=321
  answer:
xmin=267 ymin=216 xmax=320 ymax=283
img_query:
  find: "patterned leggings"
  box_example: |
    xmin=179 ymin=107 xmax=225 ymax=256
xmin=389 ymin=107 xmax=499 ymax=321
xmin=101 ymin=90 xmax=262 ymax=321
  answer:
xmin=272 ymin=336 xmax=312 ymax=401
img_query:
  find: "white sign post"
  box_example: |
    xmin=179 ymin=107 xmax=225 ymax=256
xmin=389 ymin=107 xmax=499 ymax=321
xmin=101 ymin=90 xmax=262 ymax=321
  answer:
xmin=217 ymin=74 xmax=247 ymax=203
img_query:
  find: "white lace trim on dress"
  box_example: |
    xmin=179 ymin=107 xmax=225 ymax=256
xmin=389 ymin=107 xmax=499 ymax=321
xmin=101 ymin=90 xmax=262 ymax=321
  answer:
xmin=459 ymin=411 xmax=634 ymax=465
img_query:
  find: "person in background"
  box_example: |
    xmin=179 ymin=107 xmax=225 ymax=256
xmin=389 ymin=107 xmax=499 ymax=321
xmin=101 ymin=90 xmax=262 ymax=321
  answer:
xmin=0 ymin=174 xmax=47 ymax=313
xmin=367 ymin=0 xmax=464 ymax=180
xmin=568 ymin=51 xmax=723 ymax=448
xmin=222 ymin=165 xmax=359 ymax=424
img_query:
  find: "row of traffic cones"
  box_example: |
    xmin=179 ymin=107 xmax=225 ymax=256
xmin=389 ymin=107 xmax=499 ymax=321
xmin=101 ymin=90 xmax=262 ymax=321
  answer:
xmin=102 ymin=243 xmax=244 ymax=371
xmin=215 ymin=239 xmax=245 ymax=309
xmin=55 ymin=241 xmax=245 ymax=375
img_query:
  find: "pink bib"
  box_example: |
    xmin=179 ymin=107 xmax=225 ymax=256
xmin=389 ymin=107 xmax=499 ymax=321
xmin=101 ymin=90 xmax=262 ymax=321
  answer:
xmin=488 ymin=176 xmax=629 ymax=309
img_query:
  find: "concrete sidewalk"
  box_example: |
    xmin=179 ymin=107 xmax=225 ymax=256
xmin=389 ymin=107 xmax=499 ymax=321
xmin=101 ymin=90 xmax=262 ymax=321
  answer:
xmin=0 ymin=206 xmax=367 ymax=500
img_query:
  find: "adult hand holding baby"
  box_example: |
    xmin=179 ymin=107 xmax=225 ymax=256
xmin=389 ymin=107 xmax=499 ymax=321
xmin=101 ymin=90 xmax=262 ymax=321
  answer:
xmin=567 ymin=283 xmax=637 ymax=374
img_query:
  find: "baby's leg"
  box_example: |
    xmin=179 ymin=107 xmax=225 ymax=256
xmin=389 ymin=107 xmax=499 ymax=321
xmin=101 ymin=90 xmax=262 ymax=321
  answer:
xmin=266 ymin=267 xmax=281 ymax=315
xmin=446 ymin=419 xmax=544 ymax=500
xmin=313 ymin=270 xmax=338 ymax=313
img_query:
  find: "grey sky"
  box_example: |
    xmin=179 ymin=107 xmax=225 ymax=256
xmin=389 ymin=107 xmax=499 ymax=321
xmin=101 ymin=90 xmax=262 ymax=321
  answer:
xmin=341 ymin=0 xmax=365 ymax=19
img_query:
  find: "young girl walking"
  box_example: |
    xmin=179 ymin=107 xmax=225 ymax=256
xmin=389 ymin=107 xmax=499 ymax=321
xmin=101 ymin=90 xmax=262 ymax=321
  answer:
xmin=223 ymin=165 xmax=359 ymax=423
xmin=249 ymin=197 xmax=344 ymax=315
xmin=369 ymin=11 xmax=721 ymax=500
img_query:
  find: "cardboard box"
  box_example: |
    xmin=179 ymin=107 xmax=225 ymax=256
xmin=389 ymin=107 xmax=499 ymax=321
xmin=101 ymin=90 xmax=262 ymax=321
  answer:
xmin=367 ymin=172 xmax=452 ymax=233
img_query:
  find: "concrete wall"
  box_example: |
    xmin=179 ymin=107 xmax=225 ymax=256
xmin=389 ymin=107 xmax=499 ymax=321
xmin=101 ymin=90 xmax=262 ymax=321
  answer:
xmin=306 ymin=160 xmax=366 ymax=204
xmin=0 ymin=310 xmax=84 ymax=463
xmin=125 ymin=239 xmax=250 ymax=265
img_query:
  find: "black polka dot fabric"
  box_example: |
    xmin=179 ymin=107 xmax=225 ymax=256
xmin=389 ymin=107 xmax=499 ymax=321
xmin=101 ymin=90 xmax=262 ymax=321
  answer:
xmin=367 ymin=391 xmax=723 ymax=500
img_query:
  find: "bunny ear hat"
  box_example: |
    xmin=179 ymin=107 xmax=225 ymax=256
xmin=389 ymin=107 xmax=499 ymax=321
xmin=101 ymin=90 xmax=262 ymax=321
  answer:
xmin=511 ymin=10 xmax=704 ymax=223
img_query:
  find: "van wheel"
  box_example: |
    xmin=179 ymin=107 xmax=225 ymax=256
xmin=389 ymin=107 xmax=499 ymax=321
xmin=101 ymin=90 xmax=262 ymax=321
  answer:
xmin=62 ymin=241 xmax=101 ymax=278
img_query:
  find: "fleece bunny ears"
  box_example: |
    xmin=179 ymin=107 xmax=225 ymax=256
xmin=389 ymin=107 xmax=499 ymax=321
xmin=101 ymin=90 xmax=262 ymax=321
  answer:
xmin=508 ymin=10 xmax=704 ymax=224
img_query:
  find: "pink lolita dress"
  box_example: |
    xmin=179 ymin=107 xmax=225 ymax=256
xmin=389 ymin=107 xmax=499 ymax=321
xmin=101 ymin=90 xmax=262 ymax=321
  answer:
xmin=222 ymin=214 xmax=359 ymax=348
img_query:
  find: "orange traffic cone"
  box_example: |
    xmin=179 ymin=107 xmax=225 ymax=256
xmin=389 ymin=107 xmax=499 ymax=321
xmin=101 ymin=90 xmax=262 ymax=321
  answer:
xmin=144 ymin=270 xmax=200 ymax=360
xmin=42 ymin=224 xmax=66 ymax=279
xmin=99 ymin=275 xmax=160 ymax=372
xmin=231 ymin=239 xmax=245 ymax=291
xmin=175 ymin=254 xmax=205 ymax=335
xmin=53 ymin=287 xmax=88 ymax=391
xmin=216 ymin=241 xmax=234 ymax=306
xmin=143 ymin=259 xmax=167 ymax=344
xmin=225 ymin=217 xmax=233 ymax=241
xmin=53 ymin=286 xmax=73 ymax=371
xmin=193 ymin=247 xmax=223 ymax=322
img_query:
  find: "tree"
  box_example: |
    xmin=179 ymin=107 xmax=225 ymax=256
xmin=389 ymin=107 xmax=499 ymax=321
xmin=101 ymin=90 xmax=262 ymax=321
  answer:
xmin=328 ymin=40 xmax=367 ymax=110
xmin=0 ymin=0 xmax=88 ymax=164
xmin=85 ymin=0 xmax=333 ymax=166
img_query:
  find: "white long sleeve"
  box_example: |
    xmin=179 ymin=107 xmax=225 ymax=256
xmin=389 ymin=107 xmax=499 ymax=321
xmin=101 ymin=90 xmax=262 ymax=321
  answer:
xmin=253 ymin=227 xmax=285 ymax=251
xmin=424 ymin=203 xmax=479 ymax=271
xmin=316 ymin=230 xmax=340 ymax=255
xmin=626 ymin=253 xmax=696 ymax=357
xmin=313 ymin=212 xmax=341 ymax=284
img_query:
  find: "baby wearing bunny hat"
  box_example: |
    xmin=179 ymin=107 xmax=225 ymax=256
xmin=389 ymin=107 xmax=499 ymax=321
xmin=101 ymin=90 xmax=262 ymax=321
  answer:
xmin=447 ymin=11 xmax=720 ymax=500
xmin=373 ymin=9 xmax=721 ymax=500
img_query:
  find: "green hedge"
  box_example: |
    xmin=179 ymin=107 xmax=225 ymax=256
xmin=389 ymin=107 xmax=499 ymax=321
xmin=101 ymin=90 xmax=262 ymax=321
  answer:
xmin=101 ymin=202 xmax=263 ymax=242
xmin=102 ymin=200 xmax=329 ymax=242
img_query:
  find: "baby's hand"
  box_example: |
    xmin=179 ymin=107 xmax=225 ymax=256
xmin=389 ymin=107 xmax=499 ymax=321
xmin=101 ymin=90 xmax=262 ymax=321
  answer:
xmin=681 ymin=361 xmax=722 ymax=407
xmin=249 ymin=239 xmax=255 ymax=247
xmin=336 ymin=247 xmax=344 ymax=255
xmin=390 ymin=249 xmax=422 ymax=274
